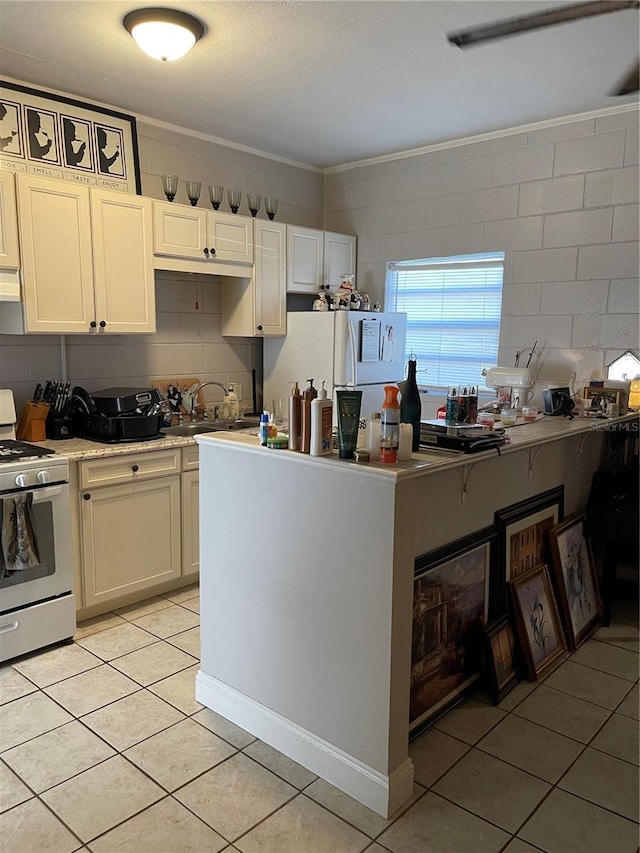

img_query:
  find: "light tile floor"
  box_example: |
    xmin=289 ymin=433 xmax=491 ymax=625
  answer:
xmin=1 ymin=581 xmax=638 ymax=853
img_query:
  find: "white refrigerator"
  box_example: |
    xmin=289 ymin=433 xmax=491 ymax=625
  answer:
xmin=263 ymin=311 xmax=408 ymax=421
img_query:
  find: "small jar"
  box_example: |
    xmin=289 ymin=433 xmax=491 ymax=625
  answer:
xmin=500 ymin=408 xmax=517 ymax=426
xmin=354 ymin=449 xmax=370 ymax=463
xmin=476 ymin=411 xmax=495 ymax=428
xmin=522 ymin=406 xmax=539 ymax=423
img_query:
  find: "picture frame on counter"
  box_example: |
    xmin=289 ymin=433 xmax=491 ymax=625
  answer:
xmin=410 ymin=526 xmax=494 ymax=739
xmin=582 ymin=386 xmax=625 ymax=418
xmin=548 ymin=513 xmax=603 ymax=651
xmin=509 ymin=563 xmax=566 ymax=681
xmin=484 ymin=615 xmax=520 ymax=705
xmin=0 ymin=79 xmax=141 ymax=194
xmin=494 ymin=486 xmax=565 ymax=615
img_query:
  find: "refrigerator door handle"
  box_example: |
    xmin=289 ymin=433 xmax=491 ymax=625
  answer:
xmin=347 ymin=318 xmax=357 ymax=387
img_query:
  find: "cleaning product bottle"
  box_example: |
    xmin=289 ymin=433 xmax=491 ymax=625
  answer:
xmin=226 ymin=384 xmax=240 ymax=420
xmin=400 ymin=356 xmax=422 ymax=452
xmin=300 ymin=379 xmax=317 ymax=454
xmin=468 ymin=386 xmax=478 ymax=424
xmin=379 ymin=385 xmax=400 ymax=464
xmin=458 ymin=388 xmax=469 ymax=425
xmin=259 ymin=411 xmax=269 ymax=446
xmin=288 ymin=381 xmax=302 ymax=451
xmin=366 ymin=412 xmax=382 ymax=461
xmin=310 ymin=381 xmax=333 ymax=456
xmin=445 ymin=387 xmax=459 ymax=423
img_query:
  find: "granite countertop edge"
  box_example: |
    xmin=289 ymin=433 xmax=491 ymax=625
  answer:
xmin=39 ymin=433 xmax=197 ymax=462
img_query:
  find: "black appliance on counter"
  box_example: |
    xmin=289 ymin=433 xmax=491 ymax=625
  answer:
xmin=68 ymin=386 xmax=164 ymax=443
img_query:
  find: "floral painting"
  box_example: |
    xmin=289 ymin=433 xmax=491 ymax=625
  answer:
xmin=549 ymin=514 xmax=602 ymax=650
xmin=510 ymin=563 xmax=565 ymax=680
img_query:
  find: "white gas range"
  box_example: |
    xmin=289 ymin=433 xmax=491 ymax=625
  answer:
xmin=0 ymin=390 xmax=76 ymax=662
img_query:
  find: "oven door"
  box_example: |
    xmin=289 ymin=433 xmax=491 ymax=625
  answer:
xmin=0 ymin=482 xmax=72 ymax=613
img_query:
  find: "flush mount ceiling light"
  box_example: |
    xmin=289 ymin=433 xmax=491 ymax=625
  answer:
xmin=123 ymin=8 xmax=204 ymax=61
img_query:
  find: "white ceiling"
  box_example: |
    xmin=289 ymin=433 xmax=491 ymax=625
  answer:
xmin=0 ymin=1 xmax=638 ymax=169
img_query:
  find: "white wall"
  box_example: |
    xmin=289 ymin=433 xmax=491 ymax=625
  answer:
xmin=324 ymin=108 xmax=639 ymax=411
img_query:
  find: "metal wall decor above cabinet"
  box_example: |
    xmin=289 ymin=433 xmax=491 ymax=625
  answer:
xmin=221 ymin=219 xmax=286 ymax=337
xmin=3 ymin=174 xmax=155 ymax=334
xmin=286 ymin=225 xmax=356 ymax=295
xmin=153 ymin=201 xmax=254 ymax=268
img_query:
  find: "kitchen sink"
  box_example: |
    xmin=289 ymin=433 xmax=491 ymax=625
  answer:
xmin=161 ymin=418 xmax=260 ymax=436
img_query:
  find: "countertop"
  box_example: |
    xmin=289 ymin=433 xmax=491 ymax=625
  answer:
xmin=197 ymin=412 xmax=639 ymax=482
xmin=38 ymin=432 xmax=198 ymax=462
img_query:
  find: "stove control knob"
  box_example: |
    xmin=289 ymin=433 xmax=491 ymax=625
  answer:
xmin=36 ymin=470 xmax=50 ymax=484
xmin=15 ymin=473 xmax=29 ymax=488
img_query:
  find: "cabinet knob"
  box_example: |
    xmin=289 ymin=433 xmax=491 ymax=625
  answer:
xmin=257 ymin=324 xmax=263 ymax=332
xmin=131 ymin=464 xmax=139 ymax=473
xmin=89 ymin=321 xmax=97 ymax=329
xmin=83 ymin=493 xmax=91 ymax=500
xmin=99 ymin=320 xmax=106 ymax=329
xmin=210 ymin=247 xmax=216 ymax=256
xmin=203 ymin=248 xmax=209 ymax=257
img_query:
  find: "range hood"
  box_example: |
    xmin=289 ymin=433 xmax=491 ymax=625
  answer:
xmin=0 ymin=269 xmax=21 ymax=302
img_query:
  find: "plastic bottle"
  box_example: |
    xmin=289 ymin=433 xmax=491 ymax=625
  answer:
xmin=226 ymin=384 xmax=239 ymax=420
xmin=300 ymin=379 xmax=317 ymax=454
xmin=366 ymin=412 xmax=382 ymax=461
xmin=310 ymin=381 xmax=333 ymax=456
xmin=379 ymin=385 xmax=400 ymax=464
xmin=468 ymin=386 xmax=478 ymax=424
xmin=288 ymin=381 xmax=302 ymax=451
xmin=259 ymin=411 xmax=269 ymax=446
xmin=445 ymin=387 xmax=459 ymax=423
xmin=400 ymin=356 xmax=422 ymax=452
xmin=458 ymin=388 xmax=469 ymax=424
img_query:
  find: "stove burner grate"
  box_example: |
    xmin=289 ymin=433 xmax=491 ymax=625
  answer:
xmin=0 ymin=440 xmax=56 ymax=463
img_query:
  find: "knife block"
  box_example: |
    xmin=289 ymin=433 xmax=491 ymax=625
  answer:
xmin=16 ymin=401 xmax=50 ymax=442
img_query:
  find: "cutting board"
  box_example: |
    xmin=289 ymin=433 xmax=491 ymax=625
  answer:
xmin=152 ymin=378 xmax=204 ymax=417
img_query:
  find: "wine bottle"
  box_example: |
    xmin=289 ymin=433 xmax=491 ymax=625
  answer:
xmin=400 ymin=357 xmax=422 ymax=451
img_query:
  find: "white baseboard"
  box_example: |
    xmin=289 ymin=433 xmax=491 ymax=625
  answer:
xmin=196 ymin=669 xmax=414 ymax=818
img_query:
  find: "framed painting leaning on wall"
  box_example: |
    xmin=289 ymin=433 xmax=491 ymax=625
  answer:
xmin=548 ymin=513 xmax=603 ymax=650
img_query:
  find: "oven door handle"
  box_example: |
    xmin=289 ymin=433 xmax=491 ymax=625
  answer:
xmin=31 ymin=485 xmax=65 ymax=502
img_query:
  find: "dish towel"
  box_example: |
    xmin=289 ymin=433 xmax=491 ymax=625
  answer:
xmin=1 ymin=494 xmax=41 ymax=576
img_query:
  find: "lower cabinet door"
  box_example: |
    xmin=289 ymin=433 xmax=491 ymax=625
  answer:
xmin=81 ymin=475 xmax=181 ymax=607
xmin=181 ymin=470 xmax=199 ymax=578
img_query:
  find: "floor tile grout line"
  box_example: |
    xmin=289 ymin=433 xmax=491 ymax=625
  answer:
xmin=524 ymin=674 xmax=636 ymax=714
xmin=564 ymin=652 xmax=640 ymax=683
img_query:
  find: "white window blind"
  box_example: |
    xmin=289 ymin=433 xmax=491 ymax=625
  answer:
xmin=386 ymin=252 xmax=504 ymax=390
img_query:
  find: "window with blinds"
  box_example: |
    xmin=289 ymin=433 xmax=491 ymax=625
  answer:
xmin=386 ymin=252 xmax=504 ymax=390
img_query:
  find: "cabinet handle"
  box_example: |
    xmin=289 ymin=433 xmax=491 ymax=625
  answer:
xmin=89 ymin=321 xmax=97 ymax=329
xmin=203 ymin=248 xmax=209 ymax=257
xmin=209 ymin=247 xmax=216 ymax=256
xmin=83 ymin=493 xmax=91 ymax=500
xmin=131 ymin=464 xmax=139 ymax=473
xmin=99 ymin=320 xmax=106 ymax=329
xmin=257 ymin=325 xmax=263 ymax=331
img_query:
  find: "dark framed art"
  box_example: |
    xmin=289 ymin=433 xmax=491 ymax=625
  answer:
xmin=484 ymin=615 xmax=520 ymax=704
xmin=510 ymin=563 xmax=566 ymax=681
xmin=548 ymin=513 xmax=603 ymax=650
xmin=410 ymin=526 xmax=494 ymax=738
xmin=494 ymin=486 xmax=564 ymax=613
xmin=0 ymin=80 xmax=141 ymax=194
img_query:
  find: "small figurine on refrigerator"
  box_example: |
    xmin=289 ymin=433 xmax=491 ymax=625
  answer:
xmin=333 ymin=274 xmax=355 ymax=310
xmin=361 ymin=292 xmax=371 ymax=311
xmin=372 ymin=301 xmax=382 ymax=312
xmin=313 ymin=291 xmax=329 ymax=311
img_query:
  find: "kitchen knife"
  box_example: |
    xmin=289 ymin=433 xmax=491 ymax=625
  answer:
xmin=33 ymin=382 xmax=42 ymax=402
xmin=42 ymin=380 xmax=52 ymax=403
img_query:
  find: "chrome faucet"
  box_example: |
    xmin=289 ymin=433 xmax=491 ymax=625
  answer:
xmin=190 ymin=381 xmax=228 ymax=420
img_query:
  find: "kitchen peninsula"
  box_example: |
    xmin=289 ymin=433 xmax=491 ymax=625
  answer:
xmin=195 ymin=414 xmax=637 ymax=818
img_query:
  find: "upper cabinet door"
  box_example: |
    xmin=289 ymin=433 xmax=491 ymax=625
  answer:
xmin=286 ymin=225 xmax=323 ymax=294
xmin=324 ymin=232 xmax=356 ymax=289
xmin=91 ymin=190 xmax=156 ymax=334
xmin=153 ymin=201 xmax=207 ymax=260
xmin=0 ymin=171 xmax=20 ymax=269
xmin=255 ymin=219 xmax=286 ymax=336
xmin=207 ymin=211 xmax=253 ymax=264
xmin=16 ymin=174 xmax=95 ymax=333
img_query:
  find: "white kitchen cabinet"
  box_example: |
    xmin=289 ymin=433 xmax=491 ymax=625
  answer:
xmin=0 ymin=171 xmax=20 ymax=269
xmin=181 ymin=469 xmax=200 ymax=578
xmin=8 ymin=175 xmax=155 ymax=334
xmin=79 ymin=450 xmax=182 ymax=608
xmin=286 ymin=225 xmax=356 ymax=295
xmin=286 ymin=225 xmax=323 ymax=294
xmin=153 ymin=201 xmax=253 ymax=267
xmin=221 ymin=219 xmax=286 ymax=336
